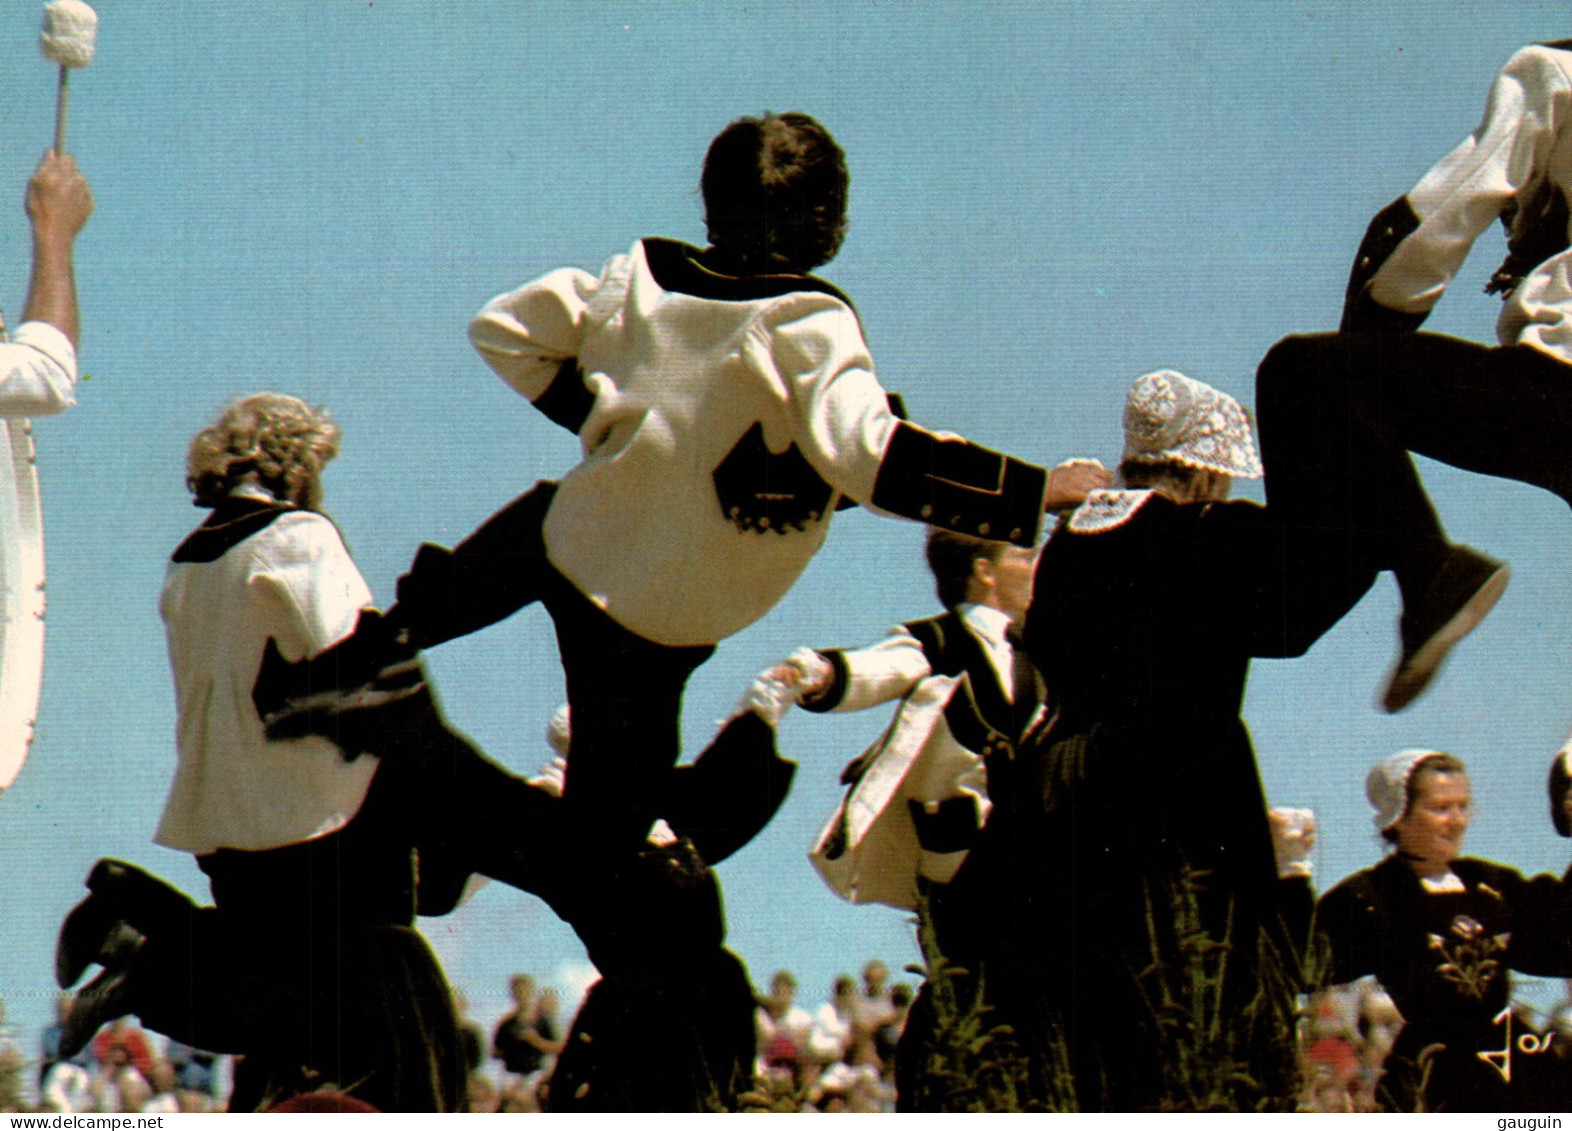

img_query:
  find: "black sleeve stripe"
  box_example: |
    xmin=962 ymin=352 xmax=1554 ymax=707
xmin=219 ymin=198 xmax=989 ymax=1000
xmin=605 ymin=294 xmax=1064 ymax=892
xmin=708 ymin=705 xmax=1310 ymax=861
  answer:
xmin=870 ymin=421 xmax=1045 ymax=547
xmin=531 ymin=357 xmax=595 ymax=434
xmin=1341 ymin=196 xmax=1428 ymax=333
xmin=835 ymin=391 xmax=907 ymax=511
xmin=800 ymin=649 xmax=850 ymax=714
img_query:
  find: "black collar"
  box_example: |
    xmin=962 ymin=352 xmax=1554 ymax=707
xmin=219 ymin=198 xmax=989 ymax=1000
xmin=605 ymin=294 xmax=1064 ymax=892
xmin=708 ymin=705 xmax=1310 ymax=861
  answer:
xmin=640 ymin=238 xmax=858 ymax=313
xmin=171 ymin=498 xmax=298 ymax=563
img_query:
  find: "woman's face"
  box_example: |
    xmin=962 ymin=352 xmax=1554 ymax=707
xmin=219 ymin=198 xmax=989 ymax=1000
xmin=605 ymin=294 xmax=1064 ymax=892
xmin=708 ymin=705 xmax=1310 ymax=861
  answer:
xmin=1392 ymin=770 xmax=1470 ymax=868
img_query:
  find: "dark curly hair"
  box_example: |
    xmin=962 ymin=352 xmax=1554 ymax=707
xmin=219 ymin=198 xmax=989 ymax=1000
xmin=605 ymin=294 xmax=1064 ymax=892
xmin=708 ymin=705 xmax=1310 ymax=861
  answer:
xmin=701 ymin=111 xmax=849 ymax=273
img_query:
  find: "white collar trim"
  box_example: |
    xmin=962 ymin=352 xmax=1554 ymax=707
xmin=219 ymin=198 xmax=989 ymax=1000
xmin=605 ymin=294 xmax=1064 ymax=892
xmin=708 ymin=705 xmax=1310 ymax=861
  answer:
xmin=1068 ymin=488 xmax=1154 ymax=534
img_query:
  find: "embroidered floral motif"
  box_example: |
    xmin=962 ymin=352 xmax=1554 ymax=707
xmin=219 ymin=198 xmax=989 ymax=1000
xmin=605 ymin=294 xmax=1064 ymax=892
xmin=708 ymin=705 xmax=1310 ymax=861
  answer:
xmin=1427 ymin=914 xmax=1507 ymax=999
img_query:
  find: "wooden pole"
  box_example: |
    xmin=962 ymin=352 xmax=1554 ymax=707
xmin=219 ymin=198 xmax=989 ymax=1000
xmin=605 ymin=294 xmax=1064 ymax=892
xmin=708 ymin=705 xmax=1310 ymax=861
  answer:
xmin=53 ymin=66 xmax=70 ymax=154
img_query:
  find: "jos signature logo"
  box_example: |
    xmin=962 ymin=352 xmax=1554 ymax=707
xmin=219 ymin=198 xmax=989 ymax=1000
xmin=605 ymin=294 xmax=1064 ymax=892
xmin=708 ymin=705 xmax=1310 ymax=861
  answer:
xmin=1477 ymin=1007 xmax=1555 ymax=1083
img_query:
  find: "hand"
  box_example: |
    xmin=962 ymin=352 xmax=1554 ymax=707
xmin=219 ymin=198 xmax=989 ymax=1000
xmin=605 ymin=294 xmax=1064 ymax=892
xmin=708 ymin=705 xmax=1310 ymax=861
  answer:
xmin=1043 ymin=458 xmax=1110 ymax=512
xmin=26 ymin=151 xmax=92 ymax=243
xmin=529 ymin=756 xmax=566 ymax=798
xmin=733 ymin=648 xmax=833 ymax=726
xmin=777 ymin=647 xmax=835 ymax=700
xmin=1269 ymin=807 xmax=1316 ymax=878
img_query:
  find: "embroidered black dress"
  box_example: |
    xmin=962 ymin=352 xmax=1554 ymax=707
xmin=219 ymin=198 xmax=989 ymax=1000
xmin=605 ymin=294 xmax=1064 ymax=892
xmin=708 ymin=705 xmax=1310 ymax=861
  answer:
xmin=1316 ymin=855 xmax=1572 ymax=1112
xmin=1012 ymin=489 xmax=1357 ymax=1111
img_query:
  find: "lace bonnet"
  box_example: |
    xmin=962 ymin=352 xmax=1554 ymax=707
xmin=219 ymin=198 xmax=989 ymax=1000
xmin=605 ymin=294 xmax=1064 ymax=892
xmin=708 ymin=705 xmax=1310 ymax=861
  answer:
xmin=1121 ymin=369 xmax=1262 ymax=479
xmin=1366 ymin=748 xmax=1448 ymax=833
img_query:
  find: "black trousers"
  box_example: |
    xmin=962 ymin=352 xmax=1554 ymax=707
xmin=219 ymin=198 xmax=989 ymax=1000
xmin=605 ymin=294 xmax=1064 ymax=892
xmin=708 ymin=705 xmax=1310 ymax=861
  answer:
xmin=392 ymin=481 xmax=715 ymax=858
xmin=1255 ymin=332 xmax=1572 ymax=595
xmin=124 ymin=771 xmax=467 ymax=1111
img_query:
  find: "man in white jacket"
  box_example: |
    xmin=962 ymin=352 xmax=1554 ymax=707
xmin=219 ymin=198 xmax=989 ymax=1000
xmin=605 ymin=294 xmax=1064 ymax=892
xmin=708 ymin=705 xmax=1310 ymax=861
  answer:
xmin=261 ymin=112 xmax=1103 ymax=869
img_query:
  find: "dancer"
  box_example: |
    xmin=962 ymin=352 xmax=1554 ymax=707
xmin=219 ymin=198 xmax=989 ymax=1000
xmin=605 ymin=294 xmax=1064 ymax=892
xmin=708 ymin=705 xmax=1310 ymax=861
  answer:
xmin=56 ymin=388 xmax=797 ymax=1108
xmin=0 ymin=149 xmax=94 ymax=793
xmin=521 ymin=706 xmax=770 ymax=1113
xmin=257 ymin=111 xmax=1106 ymax=871
xmin=1015 ymin=370 xmax=1362 ymax=1110
xmin=1254 ymin=42 xmax=1572 ymax=711
xmin=739 ymin=527 xmax=1045 ymax=1110
xmin=55 ymin=394 xmax=471 ymax=1112
xmin=1317 ymin=749 xmax=1572 ymax=1111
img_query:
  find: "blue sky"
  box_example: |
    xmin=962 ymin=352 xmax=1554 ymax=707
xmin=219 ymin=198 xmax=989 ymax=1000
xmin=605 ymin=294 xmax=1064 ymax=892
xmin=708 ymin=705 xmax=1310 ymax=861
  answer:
xmin=3 ymin=0 xmax=1572 ymax=1064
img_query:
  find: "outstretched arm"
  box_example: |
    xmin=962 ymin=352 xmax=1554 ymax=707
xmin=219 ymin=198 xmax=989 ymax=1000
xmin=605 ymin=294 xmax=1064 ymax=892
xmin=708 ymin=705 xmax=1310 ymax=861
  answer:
xmin=0 ymin=152 xmax=92 ymax=416
xmin=22 ymin=150 xmax=92 ymax=349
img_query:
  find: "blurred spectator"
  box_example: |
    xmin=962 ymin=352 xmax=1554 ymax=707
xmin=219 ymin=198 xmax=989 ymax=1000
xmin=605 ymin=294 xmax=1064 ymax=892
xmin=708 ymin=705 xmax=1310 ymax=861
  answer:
xmin=140 ymin=1061 xmax=180 ymax=1115
xmin=808 ymin=976 xmax=858 ymax=1067
xmin=92 ymin=1044 xmax=150 ymax=1113
xmin=873 ymin=983 xmax=912 ymax=1067
xmin=492 ymin=973 xmax=563 ymax=1109
xmin=38 ymin=992 xmax=75 ymax=1088
xmin=90 ymin=1018 xmax=154 ymax=1081
xmin=0 ymin=999 xmax=23 ymax=1111
xmin=467 ymin=1072 xmax=499 ymax=1114
xmin=493 ymin=975 xmax=543 ymax=1079
xmin=755 ymin=969 xmax=812 ymax=1085
xmin=811 ymin=1034 xmax=894 ymax=1113
xmin=39 ymin=1059 xmax=93 ymax=1113
xmin=451 ymin=989 xmax=486 ymax=1077
xmin=165 ymin=1041 xmax=218 ymax=1109
xmin=855 ymin=960 xmax=896 ymax=1033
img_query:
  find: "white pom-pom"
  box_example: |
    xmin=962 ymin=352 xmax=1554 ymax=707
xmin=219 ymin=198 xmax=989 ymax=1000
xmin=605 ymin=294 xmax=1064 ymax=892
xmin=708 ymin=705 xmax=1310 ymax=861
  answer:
xmin=39 ymin=1 xmax=98 ymax=69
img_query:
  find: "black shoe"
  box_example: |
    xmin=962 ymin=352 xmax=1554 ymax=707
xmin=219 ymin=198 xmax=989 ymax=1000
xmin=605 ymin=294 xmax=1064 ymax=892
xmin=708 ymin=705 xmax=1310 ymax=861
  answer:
xmin=251 ymin=608 xmax=411 ymax=721
xmin=253 ymin=611 xmax=430 ymax=758
xmin=1383 ymin=545 xmax=1510 ymax=712
xmin=56 ymin=891 xmax=118 ymax=990
xmin=58 ymin=954 xmax=140 ymax=1062
xmin=57 ymin=859 xmax=198 ymax=988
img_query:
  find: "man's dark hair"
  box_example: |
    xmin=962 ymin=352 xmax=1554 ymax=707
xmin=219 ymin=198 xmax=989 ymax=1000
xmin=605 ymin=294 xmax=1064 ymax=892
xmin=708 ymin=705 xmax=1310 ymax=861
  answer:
xmin=925 ymin=528 xmax=1006 ymax=610
xmin=701 ymin=111 xmax=849 ymax=273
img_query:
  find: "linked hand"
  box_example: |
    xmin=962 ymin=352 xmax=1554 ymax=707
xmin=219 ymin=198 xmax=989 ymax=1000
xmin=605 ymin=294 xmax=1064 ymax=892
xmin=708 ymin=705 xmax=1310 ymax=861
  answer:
xmin=1044 ymin=458 xmax=1110 ymax=512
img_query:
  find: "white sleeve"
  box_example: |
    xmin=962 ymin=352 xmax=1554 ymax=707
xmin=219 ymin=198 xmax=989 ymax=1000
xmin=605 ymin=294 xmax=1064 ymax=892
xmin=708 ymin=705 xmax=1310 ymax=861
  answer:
xmin=824 ymin=625 xmax=934 ymax=713
xmin=469 ymin=263 xmax=613 ymax=401
xmin=749 ymin=294 xmax=898 ymax=506
xmin=0 ymin=322 xmax=77 ymax=416
xmin=249 ymin=514 xmax=376 ymax=662
xmin=1371 ymin=46 xmax=1572 ymax=315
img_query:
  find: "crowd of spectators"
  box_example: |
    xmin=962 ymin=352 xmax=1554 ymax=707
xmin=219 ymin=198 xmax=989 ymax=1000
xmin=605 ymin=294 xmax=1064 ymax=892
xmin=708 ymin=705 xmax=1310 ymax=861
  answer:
xmin=754 ymin=961 xmax=912 ymax=1112
xmin=25 ymin=962 xmax=1572 ymax=1111
xmin=13 ymin=994 xmax=224 ymax=1114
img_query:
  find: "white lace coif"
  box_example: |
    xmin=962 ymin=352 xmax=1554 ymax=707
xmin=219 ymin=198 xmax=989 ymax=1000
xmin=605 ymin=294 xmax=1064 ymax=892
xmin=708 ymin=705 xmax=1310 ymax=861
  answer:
xmin=1366 ymin=748 xmax=1447 ymax=832
xmin=39 ymin=1 xmax=97 ymax=68
xmin=1121 ymin=369 xmax=1262 ymax=479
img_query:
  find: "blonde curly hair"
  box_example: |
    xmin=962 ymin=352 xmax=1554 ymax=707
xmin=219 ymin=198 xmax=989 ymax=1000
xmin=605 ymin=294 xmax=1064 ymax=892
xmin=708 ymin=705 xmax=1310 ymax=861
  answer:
xmin=186 ymin=393 xmax=341 ymax=510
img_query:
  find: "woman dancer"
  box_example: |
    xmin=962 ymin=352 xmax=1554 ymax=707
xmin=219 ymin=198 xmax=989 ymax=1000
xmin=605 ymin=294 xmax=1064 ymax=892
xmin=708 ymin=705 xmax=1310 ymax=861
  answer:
xmin=1317 ymin=749 xmax=1572 ymax=1111
xmin=1015 ymin=370 xmax=1347 ymax=1110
